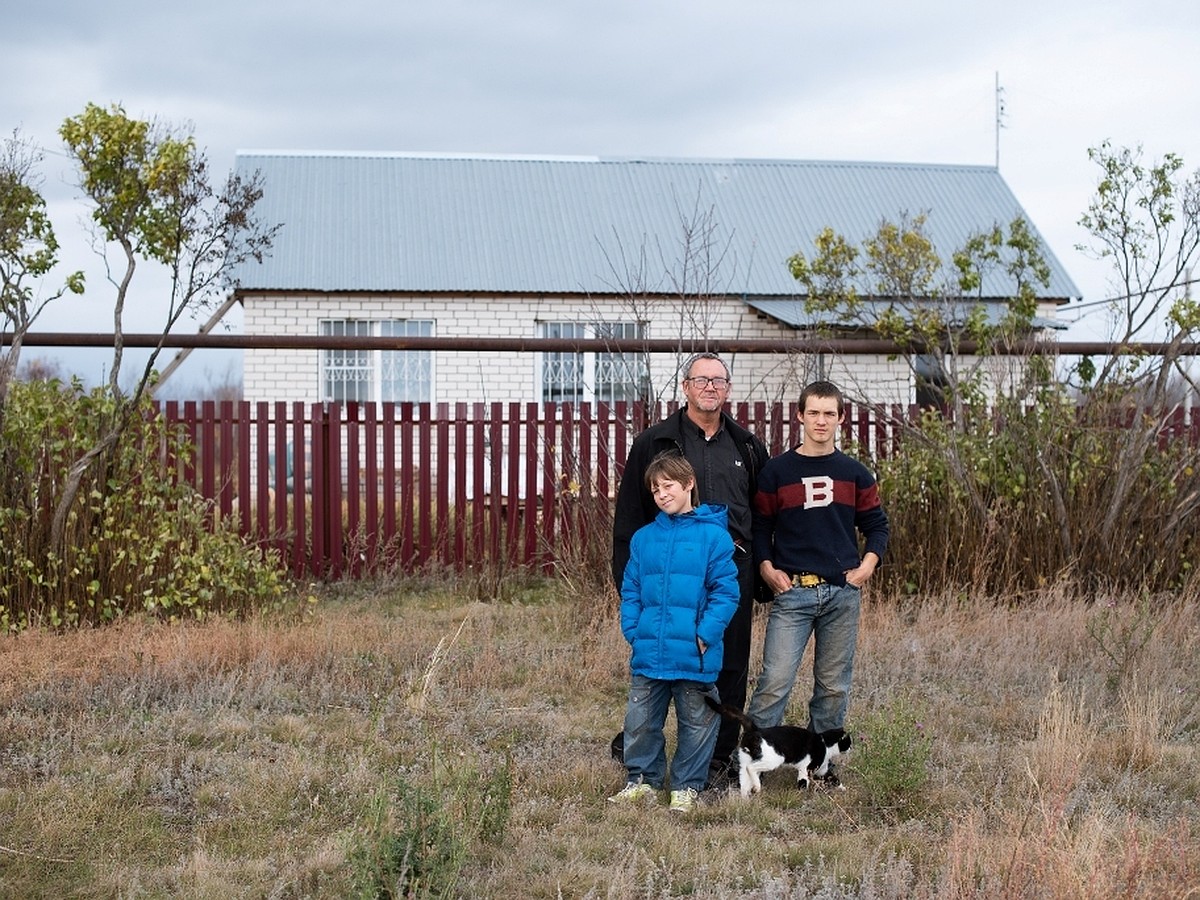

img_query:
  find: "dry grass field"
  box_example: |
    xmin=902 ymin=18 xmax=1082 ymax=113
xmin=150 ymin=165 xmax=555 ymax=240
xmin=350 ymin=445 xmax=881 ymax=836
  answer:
xmin=2 ymin=579 xmax=1198 ymax=898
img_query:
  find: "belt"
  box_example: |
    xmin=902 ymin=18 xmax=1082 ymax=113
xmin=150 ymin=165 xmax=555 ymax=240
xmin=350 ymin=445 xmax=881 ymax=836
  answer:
xmin=791 ymin=572 xmax=827 ymax=588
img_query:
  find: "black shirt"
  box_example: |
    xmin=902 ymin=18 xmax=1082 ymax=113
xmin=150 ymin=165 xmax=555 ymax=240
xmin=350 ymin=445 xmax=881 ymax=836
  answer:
xmin=681 ymin=417 xmax=753 ymax=545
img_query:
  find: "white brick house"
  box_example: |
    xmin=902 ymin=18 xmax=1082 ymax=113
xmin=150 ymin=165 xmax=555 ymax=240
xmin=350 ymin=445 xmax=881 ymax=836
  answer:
xmin=230 ymin=153 xmax=1080 ymax=407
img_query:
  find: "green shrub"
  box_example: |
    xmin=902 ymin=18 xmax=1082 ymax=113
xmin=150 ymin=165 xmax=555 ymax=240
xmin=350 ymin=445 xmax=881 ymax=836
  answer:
xmin=1086 ymin=593 xmax=1159 ymax=693
xmin=851 ymin=698 xmax=932 ymax=817
xmin=0 ymin=378 xmax=289 ymax=631
xmin=348 ymin=779 xmax=465 ymax=900
xmin=348 ymin=759 xmax=512 ymax=899
xmin=874 ymin=392 xmax=1200 ymax=597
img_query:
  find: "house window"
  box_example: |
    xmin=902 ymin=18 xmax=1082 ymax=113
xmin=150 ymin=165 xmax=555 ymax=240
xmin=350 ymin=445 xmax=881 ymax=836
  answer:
xmin=540 ymin=321 xmax=649 ymax=404
xmin=320 ymin=319 xmax=433 ymax=403
xmin=914 ymin=353 xmax=949 ymax=410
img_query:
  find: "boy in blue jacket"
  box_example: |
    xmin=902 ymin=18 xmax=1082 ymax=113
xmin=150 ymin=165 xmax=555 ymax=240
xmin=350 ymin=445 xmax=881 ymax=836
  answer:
xmin=609 ymin=453 xmax=740 ymax=813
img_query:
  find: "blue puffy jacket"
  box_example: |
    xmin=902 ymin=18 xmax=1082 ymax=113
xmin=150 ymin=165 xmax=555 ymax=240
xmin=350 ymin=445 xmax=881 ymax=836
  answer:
xmin=620 ymin=503 xmax=740 ymax=683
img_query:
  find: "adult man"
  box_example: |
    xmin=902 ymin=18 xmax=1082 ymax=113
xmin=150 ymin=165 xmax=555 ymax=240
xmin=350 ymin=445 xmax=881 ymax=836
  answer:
xmin=747 ymin=381 xmax=888 ymax=779
xmin=610 ymin=352 xmax=769 ymax=791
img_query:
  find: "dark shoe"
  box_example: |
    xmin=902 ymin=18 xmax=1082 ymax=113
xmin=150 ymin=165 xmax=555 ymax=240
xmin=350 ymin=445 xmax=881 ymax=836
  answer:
xmin=610 ymin=731 xmax=624 ymax=765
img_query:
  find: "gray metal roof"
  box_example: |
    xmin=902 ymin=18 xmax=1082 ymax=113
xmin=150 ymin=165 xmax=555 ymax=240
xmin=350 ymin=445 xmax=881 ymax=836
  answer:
xmin=747 ymin=298 xmax=1069 ymax=331
xmin=231 ymin=152 xmax=1081 ymax=302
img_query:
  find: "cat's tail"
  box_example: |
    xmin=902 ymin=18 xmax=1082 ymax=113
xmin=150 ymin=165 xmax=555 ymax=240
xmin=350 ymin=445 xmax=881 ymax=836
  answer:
xmin=704 ymin=696 xmax=758 ymax=734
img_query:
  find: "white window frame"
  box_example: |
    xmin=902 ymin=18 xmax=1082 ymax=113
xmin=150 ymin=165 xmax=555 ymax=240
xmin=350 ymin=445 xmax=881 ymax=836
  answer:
xmin=320 ymin=318 xmax=434 ymax=403
xmin=538 ymin=320 xmax=649 ymax=404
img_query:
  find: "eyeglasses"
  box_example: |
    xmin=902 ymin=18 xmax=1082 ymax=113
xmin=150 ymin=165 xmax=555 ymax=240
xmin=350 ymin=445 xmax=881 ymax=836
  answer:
xmin=685 ymin=376 xmax=730 ymax=389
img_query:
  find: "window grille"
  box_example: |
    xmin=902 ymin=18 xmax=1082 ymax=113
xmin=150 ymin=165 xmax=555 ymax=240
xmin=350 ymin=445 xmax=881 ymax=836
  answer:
xmin=321 ymin=319 xmax=433 ymax=403
xmin=539 ymin=321 xmax=648 ymax=404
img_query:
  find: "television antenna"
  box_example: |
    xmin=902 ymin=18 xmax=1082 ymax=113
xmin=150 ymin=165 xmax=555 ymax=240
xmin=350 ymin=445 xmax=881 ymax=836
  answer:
xmin=995 ymin=72 xmax=1007 ymax=169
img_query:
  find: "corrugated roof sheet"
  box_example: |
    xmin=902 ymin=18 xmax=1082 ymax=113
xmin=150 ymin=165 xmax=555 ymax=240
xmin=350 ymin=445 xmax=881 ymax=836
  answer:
xmin=231 ymin=152 xmax=1081 ymax=301
xmin=746 ymin=298 xmax=1069 ymax=331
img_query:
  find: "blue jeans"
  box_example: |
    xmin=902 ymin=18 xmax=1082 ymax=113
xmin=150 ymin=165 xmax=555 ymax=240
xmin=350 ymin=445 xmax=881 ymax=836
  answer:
xmin=747 ymin=582 xmax=861 ymax=732
xmin=622 ymin=674 xmax=720 ymax=791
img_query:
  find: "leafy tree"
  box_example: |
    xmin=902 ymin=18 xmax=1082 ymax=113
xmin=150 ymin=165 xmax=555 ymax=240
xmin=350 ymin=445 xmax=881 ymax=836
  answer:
xmin=1075 ymin=142 xmax=1200 ymax=390
xmin=786 ymin=187 xmax=1199 ymax=595
xmin=49 ymin=103 xmax=279 ymax=551
xmin=787 ymin=214 xmax=1054 ymax=543
xmin=1071 ymin=143 xmax=1200 ymax=552
xmin=0 ymin=130 xmax=85 ymax=421
xmin=0 ymin=104 xmax=285 ymax=628
xmin=787 ymin=211 xmax=1052 ymax=422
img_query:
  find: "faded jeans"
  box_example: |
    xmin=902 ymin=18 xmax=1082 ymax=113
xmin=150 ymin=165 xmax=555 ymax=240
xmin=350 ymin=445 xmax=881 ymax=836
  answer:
xmin=622 ymin=674 xmax=720 ymax=792
xmin=746 ymin=582 xmax=861 ymax=733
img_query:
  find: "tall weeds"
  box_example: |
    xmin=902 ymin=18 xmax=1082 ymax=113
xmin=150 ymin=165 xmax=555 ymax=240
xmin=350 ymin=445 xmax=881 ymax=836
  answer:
xmin=874 ymin=393 xmax=1200 ymax=597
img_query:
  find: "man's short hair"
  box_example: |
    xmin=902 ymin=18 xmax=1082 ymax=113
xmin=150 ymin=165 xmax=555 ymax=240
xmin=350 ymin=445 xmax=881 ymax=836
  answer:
xmin=681 ymin=351 xmax=730 ymax=382
xmin=799 ymin=380 xmax=846 ymax=415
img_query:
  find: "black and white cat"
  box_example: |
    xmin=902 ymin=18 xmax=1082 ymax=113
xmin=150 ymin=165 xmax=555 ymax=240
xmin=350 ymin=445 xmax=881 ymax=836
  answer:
xmin=705 ymin=697 xmax=851 ymax=798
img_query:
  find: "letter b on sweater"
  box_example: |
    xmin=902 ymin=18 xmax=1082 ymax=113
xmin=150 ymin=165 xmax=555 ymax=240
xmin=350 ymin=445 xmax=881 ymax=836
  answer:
xmin=802 ymin=476 xmax=834 ymax=508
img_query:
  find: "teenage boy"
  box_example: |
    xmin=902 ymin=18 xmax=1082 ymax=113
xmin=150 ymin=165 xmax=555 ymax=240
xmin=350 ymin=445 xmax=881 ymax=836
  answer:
xmin=747 ymin=381 xmax=888 ymax=778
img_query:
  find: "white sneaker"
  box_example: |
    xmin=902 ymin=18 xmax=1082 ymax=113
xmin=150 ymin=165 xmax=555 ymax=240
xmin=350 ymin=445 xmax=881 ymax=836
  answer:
xmin=608 ymin=781 xmax=655 ymax=804
xmin=668 ymin=788 xmax=698 ymax=813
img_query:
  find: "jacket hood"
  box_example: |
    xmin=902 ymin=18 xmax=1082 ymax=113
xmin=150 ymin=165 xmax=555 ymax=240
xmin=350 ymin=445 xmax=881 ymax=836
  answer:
xmin=654 ymin=502 xmax=729 ymax=531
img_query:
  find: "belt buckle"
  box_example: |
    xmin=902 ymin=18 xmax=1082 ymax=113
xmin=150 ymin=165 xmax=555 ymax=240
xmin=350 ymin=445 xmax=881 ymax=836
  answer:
xmin=792 ymin=573 xmax=823 ymax=588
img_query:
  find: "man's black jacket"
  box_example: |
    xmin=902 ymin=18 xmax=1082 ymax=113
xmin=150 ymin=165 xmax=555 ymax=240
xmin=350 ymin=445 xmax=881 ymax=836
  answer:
xmin=610 ymin=406 xmax=770 ymax=595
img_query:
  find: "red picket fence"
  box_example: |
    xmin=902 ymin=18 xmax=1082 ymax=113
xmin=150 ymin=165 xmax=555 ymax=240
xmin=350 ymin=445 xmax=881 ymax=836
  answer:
xmin=153 ymin=399 xmax=1200 ymax=580
xmin=153 ymin=399 xmax=904 ymax=580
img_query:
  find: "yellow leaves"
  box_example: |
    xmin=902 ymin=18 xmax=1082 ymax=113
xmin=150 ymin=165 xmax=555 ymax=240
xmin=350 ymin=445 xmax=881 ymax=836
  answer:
xmin=865 ymin=214 xmax=940 ymax=299
xmin=58 ymin=102 xmax=198 ymax=262
xmin=1168 ymin=295 xmax=1200 ymax=333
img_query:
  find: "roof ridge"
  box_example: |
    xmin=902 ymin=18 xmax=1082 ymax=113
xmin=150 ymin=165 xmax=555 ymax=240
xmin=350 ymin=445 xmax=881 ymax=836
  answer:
xmin=233 ymin=150 xmax=997 ymax=172
xmin=234 ymin=149 xmax=601 ymax=162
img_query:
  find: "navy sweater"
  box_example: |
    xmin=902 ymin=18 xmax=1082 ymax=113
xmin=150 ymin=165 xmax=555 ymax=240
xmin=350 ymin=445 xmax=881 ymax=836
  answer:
xmin=751 ymin=448 xmax=889 ymax=587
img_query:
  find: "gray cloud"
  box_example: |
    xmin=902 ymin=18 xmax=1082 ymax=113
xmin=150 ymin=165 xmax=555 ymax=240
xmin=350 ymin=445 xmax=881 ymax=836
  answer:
xmin=3 ymin=0 xmax=1199 ymax=386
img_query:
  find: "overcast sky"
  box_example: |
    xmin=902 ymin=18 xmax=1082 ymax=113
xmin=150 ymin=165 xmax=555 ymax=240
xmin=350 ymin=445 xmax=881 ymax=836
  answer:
xmin=3 ymin=0 xmax=1199 ymax=389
